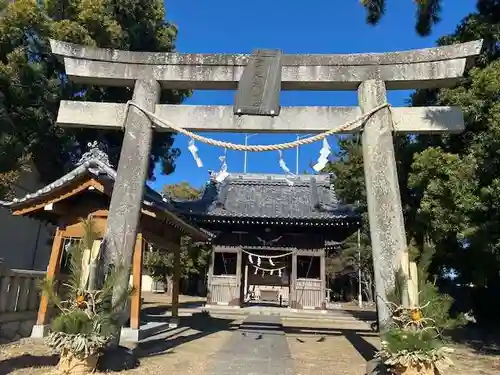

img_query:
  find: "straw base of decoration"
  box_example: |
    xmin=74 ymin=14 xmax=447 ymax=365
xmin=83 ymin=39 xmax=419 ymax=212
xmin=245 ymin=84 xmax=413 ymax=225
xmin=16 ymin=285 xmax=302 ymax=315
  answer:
xmin=54 ymin=351 xmax=98 ymax=375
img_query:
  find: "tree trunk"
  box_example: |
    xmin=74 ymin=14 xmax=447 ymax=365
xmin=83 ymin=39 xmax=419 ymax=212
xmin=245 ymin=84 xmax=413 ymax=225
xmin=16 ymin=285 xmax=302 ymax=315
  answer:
xmin=166 ymin=275 xmax=173 ymax=294
xmin=349 ymin=277 xmax=355 ymax=302
xmin=363 ymin=273 xmax=374 ymax=303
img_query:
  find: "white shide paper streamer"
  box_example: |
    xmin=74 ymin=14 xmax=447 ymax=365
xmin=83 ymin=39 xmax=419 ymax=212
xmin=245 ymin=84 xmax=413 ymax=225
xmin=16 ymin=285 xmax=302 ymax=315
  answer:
xmin=188 ymin=139 xmax=203 ymax=168
xmin=313 ymin=138 xmax=331 ymax=172
xmin=278 ymin=150 xmax=295 ymax=186
xmin=215 ymin=152 xmax=229 ymax=182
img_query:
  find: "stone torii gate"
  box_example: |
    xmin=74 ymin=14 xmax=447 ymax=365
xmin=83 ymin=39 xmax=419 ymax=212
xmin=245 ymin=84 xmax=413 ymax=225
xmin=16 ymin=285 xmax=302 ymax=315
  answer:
xmin=50 ymin=39 xmax=482 ymax=331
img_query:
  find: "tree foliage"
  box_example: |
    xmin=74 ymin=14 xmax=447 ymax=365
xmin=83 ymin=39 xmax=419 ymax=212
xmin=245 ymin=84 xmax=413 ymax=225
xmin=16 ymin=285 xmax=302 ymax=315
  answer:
xmin=360 ymin=0 xmax=497 ymax=37
xmin=360 ymin=0 xmax=442 ymax=36
xmin=324 ymin=136 xmax=374 ymax=302
xmin=0 ymin=0 xmax=185 ymax=197
xmin=163 ymin=181 xmax=201 ymax=200
xmin=144 ymin=182 xmax=210 ymax=284
xmin=143 ymin=237 xmax=212 ymax=283
xmin=328 ymin=1 xmax=500 ymax=321
xmin=408 ymin=0 xmax=500 ymax=288
xmin=40 ymin=218 xmax=133 ymax=361
xmin=327 ymin=232 xmax=375 ymax=302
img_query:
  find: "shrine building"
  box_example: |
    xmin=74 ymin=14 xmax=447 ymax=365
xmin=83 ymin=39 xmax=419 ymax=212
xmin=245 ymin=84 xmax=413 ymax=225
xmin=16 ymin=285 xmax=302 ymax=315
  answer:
xmin=168 ymin=173 xmax=361 ymax=310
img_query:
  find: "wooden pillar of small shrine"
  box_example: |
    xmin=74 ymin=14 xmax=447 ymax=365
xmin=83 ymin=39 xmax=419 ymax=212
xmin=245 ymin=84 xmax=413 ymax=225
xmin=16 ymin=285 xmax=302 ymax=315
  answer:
xmin=207 ymin=249 xmax=215 ymax=304
xmin=290 ymin=251 xmax=298 ymax=309
xmin=31 ymin=228 xmax=65 ymax=338
xmin=320 ymin=249 xmax=327 ymax=310
xmin=170 ymin=241 xmax=181 ymax=327
xmin=130 ymin=233 xmax=144 ymax=330
xmin=235 ymin=248 xmax=243 ymax=307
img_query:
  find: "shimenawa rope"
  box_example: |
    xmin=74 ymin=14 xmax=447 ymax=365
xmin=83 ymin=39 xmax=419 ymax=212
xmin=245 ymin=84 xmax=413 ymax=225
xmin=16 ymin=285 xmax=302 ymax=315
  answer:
xmin=242 ymin=249 xmax=295 ymax=258
xmin=252 ymin=265 xmax=287 ymax=272
xmin=123 ymin=101 xmax=391 ymax=152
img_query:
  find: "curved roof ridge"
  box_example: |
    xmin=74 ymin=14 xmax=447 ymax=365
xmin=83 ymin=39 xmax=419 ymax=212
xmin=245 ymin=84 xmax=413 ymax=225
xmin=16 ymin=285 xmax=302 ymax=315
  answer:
xmin=0 ymin=159 xmax=211 ymax=241
xmin=225 ymin=173 xmax=332 ymax=188
xmin=0 ymin=158 xmax=113 ymax=207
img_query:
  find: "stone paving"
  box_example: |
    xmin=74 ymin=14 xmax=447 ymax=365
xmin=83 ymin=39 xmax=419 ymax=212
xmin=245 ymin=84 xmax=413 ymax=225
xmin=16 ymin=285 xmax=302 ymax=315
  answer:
xmin=203 ymin=315 xmax=294 ymax=375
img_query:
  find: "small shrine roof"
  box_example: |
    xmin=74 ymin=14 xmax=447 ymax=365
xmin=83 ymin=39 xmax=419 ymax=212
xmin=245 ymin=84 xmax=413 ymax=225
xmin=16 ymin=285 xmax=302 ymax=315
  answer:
xmin=0 ymin=147 xmax=210 ymax=241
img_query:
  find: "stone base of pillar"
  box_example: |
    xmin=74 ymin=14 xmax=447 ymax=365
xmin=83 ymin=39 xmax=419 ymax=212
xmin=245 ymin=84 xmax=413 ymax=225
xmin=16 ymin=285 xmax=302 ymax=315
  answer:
xmin=120 ymin=327 xmax=142 ymax=343
xmin=168 ymin=317 xmax=180 ymax=328
xmin=120 ymin=321 xmax=171 ymax=343
xmin=30 ymin=324 xmax=49 ymax=339
xmin=289 ymin=301 xmax=303 ymax=309
xmin=204 ymin=303 xmax=241 ymax=309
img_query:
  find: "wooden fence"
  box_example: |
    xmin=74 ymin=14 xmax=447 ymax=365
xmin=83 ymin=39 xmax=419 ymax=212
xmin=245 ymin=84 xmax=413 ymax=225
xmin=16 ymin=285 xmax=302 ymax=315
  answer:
xmin=208 ymin=275 xmax=240 ymax=306
xmin=0 ymin=262 xmax=45 ymax=340
xmin=296 ymin=278 xmax=323 ymax=309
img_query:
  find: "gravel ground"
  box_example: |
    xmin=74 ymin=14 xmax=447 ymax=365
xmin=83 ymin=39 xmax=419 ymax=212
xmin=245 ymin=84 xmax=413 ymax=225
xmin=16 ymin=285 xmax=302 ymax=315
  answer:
xmin=0 ymin=315 xmax=239 ymax=375
xmin=2 ymin=329 xmax=498 ymax=375
xmin=283 ymin=319 xmax=500 ymax=375
xmin=451 ymin=346 xmax=500 ymax=375
xmin=284 ymin=319 xmax=380 ymax=375
xmin=1 ymin=294 xmax=498 ymax=375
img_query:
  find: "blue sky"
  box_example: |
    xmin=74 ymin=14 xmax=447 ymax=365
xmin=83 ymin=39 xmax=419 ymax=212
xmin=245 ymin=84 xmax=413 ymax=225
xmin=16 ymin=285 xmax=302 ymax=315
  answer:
xmin=149 ymin=0 xmax=477 ymax=191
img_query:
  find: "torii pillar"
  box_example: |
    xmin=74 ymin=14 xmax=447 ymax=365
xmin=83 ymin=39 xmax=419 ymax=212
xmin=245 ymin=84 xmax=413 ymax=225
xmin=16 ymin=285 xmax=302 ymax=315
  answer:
xmin=49 ymin=38 xmax=483 ymax=333
xmin=359 ymin=79 xmax=409 ymax=328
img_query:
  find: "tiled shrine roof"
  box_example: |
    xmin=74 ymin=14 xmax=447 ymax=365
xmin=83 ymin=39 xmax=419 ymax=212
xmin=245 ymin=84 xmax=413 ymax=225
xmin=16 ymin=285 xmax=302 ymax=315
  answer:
xmin=0 ymin=158 xmax=167 ymax=210
xmin=167 ymin=173 xmax=361 ymax=224
xmin=0 ymin=154 xmax=210 ymax=240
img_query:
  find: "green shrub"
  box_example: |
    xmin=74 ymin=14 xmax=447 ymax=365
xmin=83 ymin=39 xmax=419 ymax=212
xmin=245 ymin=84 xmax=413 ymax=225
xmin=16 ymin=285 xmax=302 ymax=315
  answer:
xmin=377 ymin=328 xmax=453 ymax=370
xmin=387 ymin=259 xmax=466 ymax=336
xmin=51 ymin=310 xmax=93 ymax=335
xmin=382 ymin=328 xmax=441 ymax=353
xmin=419 ymin=281 xmax=466 ymax=335
xmin=40 ymin=219 xmax=133 ymax=358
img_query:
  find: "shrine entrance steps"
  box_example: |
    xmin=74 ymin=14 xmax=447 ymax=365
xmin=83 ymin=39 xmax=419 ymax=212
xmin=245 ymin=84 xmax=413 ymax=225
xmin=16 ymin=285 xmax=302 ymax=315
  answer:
xmin=203 ymin=305 xmax=374 ymax=327
xmin=202 ymin=315 xmax=294 ymax=375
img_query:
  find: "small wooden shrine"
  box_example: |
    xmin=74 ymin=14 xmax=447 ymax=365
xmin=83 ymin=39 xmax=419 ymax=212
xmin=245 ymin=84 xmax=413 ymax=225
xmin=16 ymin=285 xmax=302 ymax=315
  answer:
xmin=169 ymin=173 xmax=361 ymax=310
xmin=0 ymin=146 xmax=209 ymax=340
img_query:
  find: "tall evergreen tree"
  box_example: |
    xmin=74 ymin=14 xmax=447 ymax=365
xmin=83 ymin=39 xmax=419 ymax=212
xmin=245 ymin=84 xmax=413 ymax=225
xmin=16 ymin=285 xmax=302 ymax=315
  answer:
xmin=409 ymin=0 xmax=500 ymax=287
xmin=360 ymin=0 xmax=442 ymax=36
xmin=329 ymin=1 xmax=500 ymax=291
xmin=0 ymin=0 xmax=185 ymax=196
xmin=323 ymin=136 xmax=374 ymax=302
xmin=360 ymin=0 xmax=495 ymax=37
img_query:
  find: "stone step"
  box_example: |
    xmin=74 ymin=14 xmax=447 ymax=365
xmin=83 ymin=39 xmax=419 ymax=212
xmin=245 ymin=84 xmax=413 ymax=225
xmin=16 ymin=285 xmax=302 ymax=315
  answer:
xmin=203 ymin=307 xmax=373 ymax=324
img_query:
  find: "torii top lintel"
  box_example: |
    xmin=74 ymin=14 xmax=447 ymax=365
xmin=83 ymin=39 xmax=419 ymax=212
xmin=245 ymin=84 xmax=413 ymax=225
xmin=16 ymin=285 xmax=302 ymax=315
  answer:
xmin=50 ymin=39 xmax=483 ymax=91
